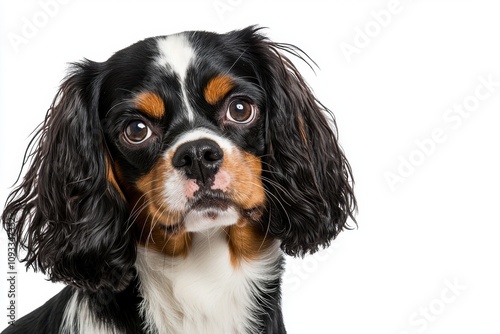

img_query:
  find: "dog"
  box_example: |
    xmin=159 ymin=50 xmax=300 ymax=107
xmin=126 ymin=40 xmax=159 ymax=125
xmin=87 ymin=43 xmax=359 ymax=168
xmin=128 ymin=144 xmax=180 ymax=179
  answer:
xmin=2 ymin=26 xmax=356 ymax=334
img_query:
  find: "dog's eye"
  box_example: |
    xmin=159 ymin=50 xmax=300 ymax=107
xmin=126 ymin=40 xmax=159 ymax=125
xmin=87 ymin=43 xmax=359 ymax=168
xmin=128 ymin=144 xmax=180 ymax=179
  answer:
xmin=226 ymin=98 xmax=256 ymax=124
xmin=124 ymin=120 xmax=152 ymax=144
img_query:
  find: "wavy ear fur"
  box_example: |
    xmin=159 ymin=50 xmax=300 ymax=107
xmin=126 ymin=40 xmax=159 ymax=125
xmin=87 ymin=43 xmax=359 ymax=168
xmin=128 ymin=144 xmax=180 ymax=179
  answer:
xmin=2 ymin=61 xmax=135 ymax=292
xmin=244 ymin=28 xmax=357 ymax=256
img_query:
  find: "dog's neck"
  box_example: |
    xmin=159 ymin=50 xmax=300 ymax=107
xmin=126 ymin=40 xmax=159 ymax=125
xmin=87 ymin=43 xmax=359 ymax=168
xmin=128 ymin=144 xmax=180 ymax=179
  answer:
xmin=135 ymin=228 xmax=282 ymax=334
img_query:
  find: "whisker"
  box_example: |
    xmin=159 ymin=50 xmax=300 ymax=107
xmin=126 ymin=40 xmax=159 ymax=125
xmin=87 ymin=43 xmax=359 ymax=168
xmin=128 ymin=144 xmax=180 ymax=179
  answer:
xmin=225 ymin=46 xmax=249 ymax=74
xmin=104 ymin=100 xmax=130 ymax=118
xmin=237 ymin=179 xmax=292 ymax=229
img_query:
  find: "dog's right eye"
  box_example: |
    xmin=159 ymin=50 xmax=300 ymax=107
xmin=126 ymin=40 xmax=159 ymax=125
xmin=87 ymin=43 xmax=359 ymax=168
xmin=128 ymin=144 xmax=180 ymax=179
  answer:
xmin=124 ymin=120 xmax=152 ymax=144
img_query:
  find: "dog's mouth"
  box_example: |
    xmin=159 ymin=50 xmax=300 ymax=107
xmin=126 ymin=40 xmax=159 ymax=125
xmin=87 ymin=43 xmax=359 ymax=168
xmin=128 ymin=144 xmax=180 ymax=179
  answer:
xmin=189 ymin=190 xmax=232 ymax=212
xmin=158 ymin=191 xmax=236 ymax=234
xmin=157 ymin=190 xmax=264 ymax=235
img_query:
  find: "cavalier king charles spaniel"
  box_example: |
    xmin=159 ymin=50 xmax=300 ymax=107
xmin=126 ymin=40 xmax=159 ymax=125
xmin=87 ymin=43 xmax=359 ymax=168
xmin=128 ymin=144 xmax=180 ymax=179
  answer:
xmin=2 ymin=26 xmax=356 ymax=334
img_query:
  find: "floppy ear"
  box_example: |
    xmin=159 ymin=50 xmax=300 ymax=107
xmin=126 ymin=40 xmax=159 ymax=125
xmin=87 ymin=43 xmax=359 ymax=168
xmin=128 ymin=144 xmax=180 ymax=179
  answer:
xmin=2 ymin=61 xmax=136 ymax=292
xmin=252 ymin=31 xmax=357 ymax=256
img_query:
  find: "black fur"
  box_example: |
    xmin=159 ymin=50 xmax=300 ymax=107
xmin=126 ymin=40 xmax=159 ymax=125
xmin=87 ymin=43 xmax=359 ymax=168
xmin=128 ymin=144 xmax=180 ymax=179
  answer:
xmin=1 ymin=26 xmax=356 ymax=333
xmin=1 ymin=286 xmax=72 ymax=334
xmin=2 ymin=62 xmax=136 ymax=293
xmin=257 ymin=38 xmax=357 ymax=256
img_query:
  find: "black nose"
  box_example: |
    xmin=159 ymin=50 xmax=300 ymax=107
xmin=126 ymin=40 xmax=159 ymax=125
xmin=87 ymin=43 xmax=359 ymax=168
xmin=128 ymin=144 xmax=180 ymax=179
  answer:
xmin=172 ymin=139 xmax=224 ymax=184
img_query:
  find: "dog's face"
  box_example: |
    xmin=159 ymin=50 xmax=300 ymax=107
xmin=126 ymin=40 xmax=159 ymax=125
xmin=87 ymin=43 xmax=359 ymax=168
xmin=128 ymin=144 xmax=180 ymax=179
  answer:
xmin=101 ymin=32 xmax=270 ymax=258
xmin=3 ymin=27 xmax=356 ymax=291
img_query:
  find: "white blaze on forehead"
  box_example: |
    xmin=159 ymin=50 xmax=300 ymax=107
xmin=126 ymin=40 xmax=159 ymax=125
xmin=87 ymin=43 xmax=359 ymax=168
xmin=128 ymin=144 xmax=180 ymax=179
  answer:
xmin=156 ymin=34 xmax=194 ymax=81
xmin=156 ymin=34 xmax=196 ymax=122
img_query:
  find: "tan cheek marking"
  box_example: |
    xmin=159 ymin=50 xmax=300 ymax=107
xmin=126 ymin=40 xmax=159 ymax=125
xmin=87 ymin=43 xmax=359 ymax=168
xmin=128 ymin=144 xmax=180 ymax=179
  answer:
xmin=148 ymin=226 xmax=192 ymax=257
xmin=226 ymin=219 xmax=273 ymax=267
xmin=220 ymin=149 xmax=266 ymax=209
xmin=132 ymin=154 xmax=191 ymax=257
xmin=204 ymin=75 xmax=234 ymax=105
xmin=135 ymin=156 xmax=171 ymax=195
xmin=134 ymin=91 xmax=165 ymax=119
xmin=219 ymin=148 xmax=271 ymax=266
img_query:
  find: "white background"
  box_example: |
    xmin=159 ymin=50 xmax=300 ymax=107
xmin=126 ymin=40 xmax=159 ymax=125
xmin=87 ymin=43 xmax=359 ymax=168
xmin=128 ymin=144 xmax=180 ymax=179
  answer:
xmin=1 ymin=0 xmax=499 ymax=333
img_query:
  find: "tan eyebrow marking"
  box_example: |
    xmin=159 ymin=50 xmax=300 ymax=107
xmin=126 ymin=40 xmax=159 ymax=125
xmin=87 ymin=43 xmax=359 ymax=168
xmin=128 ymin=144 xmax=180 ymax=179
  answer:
xmin=134 ymin=91 xmax=165 ymax=118
xmin=204 ymin=75 xmax=234 ymax=105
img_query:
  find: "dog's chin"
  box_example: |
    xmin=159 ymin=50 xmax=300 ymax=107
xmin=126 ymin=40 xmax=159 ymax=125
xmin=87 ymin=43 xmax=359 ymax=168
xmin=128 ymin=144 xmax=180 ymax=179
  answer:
xmin=183 ymin=207 xmax=240 ymax=232
xmin=180 ymin=190 xmax=241 ymax=232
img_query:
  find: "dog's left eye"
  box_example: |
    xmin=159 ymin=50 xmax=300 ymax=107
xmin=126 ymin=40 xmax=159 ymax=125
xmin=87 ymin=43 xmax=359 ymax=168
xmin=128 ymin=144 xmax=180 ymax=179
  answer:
xmin=226 ymin=98 xmax=256 ymax=124
xmin=124 ymin=120 xmax=152 ymax=144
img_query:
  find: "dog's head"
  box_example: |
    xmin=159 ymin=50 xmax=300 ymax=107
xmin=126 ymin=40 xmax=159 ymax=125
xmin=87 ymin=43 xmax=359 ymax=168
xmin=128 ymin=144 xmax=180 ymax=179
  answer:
xmin=2 ymin=26 xmax=356 ymax=291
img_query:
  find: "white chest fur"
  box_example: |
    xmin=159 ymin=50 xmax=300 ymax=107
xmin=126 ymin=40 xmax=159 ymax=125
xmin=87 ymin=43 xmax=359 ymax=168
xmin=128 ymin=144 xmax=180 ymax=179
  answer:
xmin=135 ymin=229 xmax=281 ymax=334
